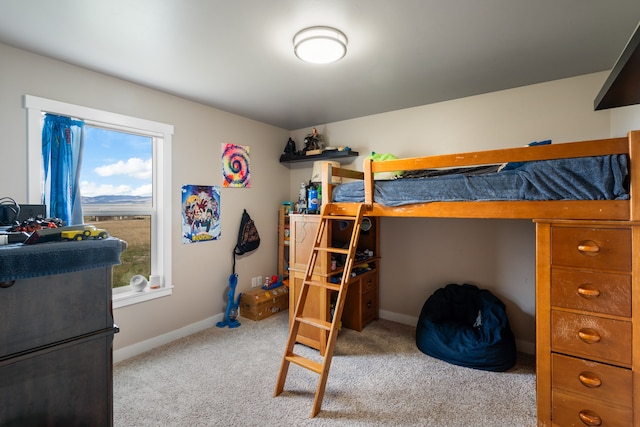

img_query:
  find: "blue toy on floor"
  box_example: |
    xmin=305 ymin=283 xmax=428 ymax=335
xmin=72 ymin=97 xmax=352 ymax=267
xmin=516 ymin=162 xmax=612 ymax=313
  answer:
xmin=216 ymin=273 xmax=242 ymax=328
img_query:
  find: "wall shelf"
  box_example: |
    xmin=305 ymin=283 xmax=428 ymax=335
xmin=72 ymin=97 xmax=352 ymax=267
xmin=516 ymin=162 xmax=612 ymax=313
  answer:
xmin=594 ymin=21 xmax=640 ymax=110
xmin=279 ymin=150 xmax=359 ymax=164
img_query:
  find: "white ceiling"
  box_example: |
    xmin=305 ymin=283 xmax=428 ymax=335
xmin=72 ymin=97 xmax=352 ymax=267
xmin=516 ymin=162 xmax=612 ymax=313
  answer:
xmin=1 ymin=1 xmax=640 ymax=130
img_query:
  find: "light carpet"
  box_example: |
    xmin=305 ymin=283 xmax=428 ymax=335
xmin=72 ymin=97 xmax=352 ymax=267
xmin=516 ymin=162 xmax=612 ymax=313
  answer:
xmin=113 ymin=312 xmax=536 ymax=426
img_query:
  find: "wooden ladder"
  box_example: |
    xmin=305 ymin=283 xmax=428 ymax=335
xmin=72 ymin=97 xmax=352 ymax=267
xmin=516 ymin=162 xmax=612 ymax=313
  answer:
xmin=274 ymin=203 xmax=364 ymax=417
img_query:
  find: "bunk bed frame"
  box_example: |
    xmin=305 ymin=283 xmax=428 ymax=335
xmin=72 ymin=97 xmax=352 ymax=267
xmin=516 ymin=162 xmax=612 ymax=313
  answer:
xmin=322 ymin=131 xmax=640 ymax=221
xmin=318 ymin=130 xmax=640 ymax=426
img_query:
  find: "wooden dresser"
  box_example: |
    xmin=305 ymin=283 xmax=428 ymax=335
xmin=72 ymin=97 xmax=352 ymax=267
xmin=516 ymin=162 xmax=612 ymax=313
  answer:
xmin=0 ymin=238 xmax=125 ymax=427
xmin=536 ymin=220 xmax=639 ymax=426
xmin=288 ymin=214 xmax=379 ymax=354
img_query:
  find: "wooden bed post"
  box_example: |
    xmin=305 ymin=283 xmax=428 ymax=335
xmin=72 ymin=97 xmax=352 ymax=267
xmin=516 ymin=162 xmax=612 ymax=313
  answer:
xmin=363 ymin=158 xmax=374 ymax=209
xmin=629 ymin=130 xmax=640 ymax=221
xmin=321 ymin=162 xmax=333 ymax=206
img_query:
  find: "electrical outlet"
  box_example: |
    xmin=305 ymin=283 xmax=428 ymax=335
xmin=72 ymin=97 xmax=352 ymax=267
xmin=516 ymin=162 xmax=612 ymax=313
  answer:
xmin=251 ymin=276 xmax=263 ymax=288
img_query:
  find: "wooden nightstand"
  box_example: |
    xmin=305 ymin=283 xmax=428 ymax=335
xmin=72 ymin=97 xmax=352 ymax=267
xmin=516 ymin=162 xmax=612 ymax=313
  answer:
xmin=288 ymin=213 xmax=380 ymax=353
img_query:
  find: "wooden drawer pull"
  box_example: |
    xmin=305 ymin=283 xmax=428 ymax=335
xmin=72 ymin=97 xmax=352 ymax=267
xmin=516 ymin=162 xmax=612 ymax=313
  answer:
xmin=578 ymin=410 xmax=602 ymax=426
xmin=577 ymin=285 xmax=600 ymax=299
xmin=577 ymin=241 xmax=600 ymax=254
xmin=578 ymin=328 xmax=601 ymax=344
xmin=578 ymin=372 xmax=602 ymax=388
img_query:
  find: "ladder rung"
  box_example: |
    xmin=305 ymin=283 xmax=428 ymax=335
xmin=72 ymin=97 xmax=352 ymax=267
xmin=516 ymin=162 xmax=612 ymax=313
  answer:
xmin=304 ymin=279 xmax=341 ymax=292
xmin=285 ymin=353 xmax=323 ymax=374
xmin=315 ymin=246 xmax=349 ymax=255
xmin=323 ymin=215 xmax=357 ymax=221
xmin=296 ymin=316 xmax=332 ymax=331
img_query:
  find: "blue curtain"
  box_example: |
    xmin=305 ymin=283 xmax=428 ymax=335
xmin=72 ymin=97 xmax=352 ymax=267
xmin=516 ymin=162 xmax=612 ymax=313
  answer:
xmin=42 ymin=114 xmax=85 ymax=225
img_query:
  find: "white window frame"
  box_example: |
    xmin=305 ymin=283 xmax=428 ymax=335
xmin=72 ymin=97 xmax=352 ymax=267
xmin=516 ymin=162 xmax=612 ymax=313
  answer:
xmin=24 ymin=95 xmax=173 ymax=308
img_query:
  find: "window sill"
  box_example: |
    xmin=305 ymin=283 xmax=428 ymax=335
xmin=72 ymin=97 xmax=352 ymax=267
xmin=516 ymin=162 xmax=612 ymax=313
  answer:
xmin=113 ymin=286 xmax=173 ymax=309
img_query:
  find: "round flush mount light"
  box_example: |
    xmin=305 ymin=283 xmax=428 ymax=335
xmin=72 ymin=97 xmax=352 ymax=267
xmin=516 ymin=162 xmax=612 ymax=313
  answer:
xmin=293 ymin=26 xmax=348 ymax=64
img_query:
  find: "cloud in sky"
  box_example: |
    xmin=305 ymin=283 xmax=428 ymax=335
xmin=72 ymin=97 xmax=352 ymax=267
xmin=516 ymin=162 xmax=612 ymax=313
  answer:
xmin=81 ymin=157 xmax=152 ymax=197
xmin=94 ymin=157 xmax=152 ymax=180
xmin=81 ymin=181 xmax=152 ymax=197
xmin=81 ymin=126 xmax=153 ymax=198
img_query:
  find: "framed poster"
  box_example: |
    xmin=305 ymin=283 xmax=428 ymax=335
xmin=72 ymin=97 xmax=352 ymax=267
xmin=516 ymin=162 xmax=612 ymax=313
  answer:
xmin=181 ymin=184 xmax=221 ymax=244
xmin=222 ymin=143 xmax=250 ymax=188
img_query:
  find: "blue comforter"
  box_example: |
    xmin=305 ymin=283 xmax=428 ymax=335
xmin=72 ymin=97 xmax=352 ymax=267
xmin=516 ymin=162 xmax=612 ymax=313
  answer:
xmin=332 ymin=155 xmax=629 ymax=206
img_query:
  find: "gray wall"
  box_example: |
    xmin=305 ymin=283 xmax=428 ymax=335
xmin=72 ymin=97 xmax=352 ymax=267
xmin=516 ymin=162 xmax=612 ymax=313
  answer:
xmin=0 ymin=43 xmax=290 ymax=354
xmin=3 ymin=40 xmax=639 ymax=356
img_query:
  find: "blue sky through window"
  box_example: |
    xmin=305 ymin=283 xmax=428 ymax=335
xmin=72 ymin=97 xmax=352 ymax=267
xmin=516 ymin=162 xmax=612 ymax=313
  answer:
xmin=80 ymin=126 xmax=152 ymax=201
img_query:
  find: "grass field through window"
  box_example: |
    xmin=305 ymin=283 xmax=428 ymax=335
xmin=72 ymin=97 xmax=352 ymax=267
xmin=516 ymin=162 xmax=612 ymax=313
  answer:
xmin=85 ymin=216 xmax=151 ymax=288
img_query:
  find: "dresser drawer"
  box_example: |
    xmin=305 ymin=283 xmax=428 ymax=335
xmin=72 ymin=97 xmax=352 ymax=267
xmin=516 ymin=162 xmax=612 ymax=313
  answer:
xmin=551 ymin=227 xmax=631 ymax=272
xmin=361 ymin=289 xmax=378 ymax=324
xmin=360 ymin=271 xmax=377 ymax=293
xmin=1 ymin=268 xmax=113 ymax=358
xmin=551 ymin=311 xmax=631 ymax=366
xmin=342 ymin=271 xmax=378 ymax=332
xmin=1 ymin=329 xmax=116 ymax=426
xmin=552 ymin=353 xmax=632 ymax=408
xmin=551 ymin=268 xmax=631 ymax=317
xmin=552 ymin=390 xmax=632 ymax=427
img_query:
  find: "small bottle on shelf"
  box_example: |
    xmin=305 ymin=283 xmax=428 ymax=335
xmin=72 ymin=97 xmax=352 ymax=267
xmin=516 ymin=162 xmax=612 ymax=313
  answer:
xmin=308 ymin=184 xmax=318 ymax=214
xmin=297 ymin=182 xmax=307 ymax=213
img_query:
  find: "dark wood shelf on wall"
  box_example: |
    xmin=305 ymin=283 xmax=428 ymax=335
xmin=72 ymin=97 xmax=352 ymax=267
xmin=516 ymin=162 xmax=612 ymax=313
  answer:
xmin=279 ymin=150 xmax=359 ymax=164
xmin=595 ymin=21 xmax=640 ymax=110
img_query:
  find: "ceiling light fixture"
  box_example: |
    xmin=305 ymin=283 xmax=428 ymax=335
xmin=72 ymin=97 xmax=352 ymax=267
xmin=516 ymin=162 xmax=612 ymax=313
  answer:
xmin=293 ymin=26 xmax=348 ymax=64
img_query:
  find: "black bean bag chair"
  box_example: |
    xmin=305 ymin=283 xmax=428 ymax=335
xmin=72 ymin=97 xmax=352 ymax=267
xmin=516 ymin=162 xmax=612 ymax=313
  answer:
xmin=416 ymin=283 xmax=516 ymax=372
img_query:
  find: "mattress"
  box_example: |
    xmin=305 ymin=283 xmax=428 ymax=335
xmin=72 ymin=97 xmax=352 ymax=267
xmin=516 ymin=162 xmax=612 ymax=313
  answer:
xmin=332 ymin=155 xmax=630 ymax=206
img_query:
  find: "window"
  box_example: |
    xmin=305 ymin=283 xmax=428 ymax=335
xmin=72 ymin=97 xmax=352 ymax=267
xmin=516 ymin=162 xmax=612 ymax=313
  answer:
xmin=82 ymin=126 xmax=152 ymax=290
xmin=25 ymin=95 xmax=173 ymax=308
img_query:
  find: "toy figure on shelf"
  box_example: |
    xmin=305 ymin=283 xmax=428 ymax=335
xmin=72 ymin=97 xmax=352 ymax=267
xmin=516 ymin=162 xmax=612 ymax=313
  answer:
xmin=284 ymin=137 xmax=296 ymax=154
xmin=303 ymin=127 xmax=323 ymax=153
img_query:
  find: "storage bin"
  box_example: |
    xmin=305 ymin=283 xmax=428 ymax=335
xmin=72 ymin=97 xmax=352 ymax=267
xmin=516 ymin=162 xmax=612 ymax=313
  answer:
xmin=240 ymin=286 xmax=288 ymax=321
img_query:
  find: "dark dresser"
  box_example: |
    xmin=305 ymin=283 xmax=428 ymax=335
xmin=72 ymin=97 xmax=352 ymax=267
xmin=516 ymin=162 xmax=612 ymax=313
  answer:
xmin=0 ymin=238 xmax=125 ymax=427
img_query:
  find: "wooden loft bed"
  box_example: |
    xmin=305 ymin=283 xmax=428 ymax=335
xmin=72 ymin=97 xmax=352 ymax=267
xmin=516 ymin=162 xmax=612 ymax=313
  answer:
xmin=316 ymin=130 xmax=640 ymax=426
xmin=321 ymin=130 xmax=640 ymax=221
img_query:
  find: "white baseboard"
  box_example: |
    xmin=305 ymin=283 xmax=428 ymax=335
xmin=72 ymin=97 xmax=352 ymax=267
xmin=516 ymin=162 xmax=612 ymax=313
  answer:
xmin=378 ymin=309 xmax=418 ymax=326
xmin=378 ymin=309 xmax=536 ymax=355
xmin=115 ymin=309 xmax=536 ymax=363
xmin=515 ymin=339 xmax=536 ymax=355
xmin=113 ymin=313 xmax=223 ymax=363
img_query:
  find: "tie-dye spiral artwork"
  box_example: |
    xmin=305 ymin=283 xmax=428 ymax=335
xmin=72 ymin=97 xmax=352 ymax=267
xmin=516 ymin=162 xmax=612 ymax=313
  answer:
xmin=221 ymin=143 xmax=251 ymax=188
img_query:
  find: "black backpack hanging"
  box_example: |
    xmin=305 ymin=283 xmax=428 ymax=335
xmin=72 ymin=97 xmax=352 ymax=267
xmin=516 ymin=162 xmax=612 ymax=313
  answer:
xmin=232 ymin=209 xmax=260 ymax=273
